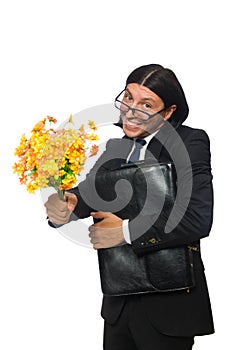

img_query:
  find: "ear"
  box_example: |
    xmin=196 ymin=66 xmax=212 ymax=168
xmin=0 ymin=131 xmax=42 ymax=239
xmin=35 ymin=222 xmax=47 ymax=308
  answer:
xmin=163 ymin=105 xmax=177 ymax=121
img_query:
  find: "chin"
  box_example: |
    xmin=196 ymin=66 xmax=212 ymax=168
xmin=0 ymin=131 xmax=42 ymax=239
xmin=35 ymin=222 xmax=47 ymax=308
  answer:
xmin=122 ymin=123 xmax=145 ymax=138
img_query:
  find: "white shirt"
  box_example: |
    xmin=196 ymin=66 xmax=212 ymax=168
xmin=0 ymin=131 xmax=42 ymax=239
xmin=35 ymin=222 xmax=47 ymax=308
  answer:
xmin=122 ymin=131 xmax=158 ymax=244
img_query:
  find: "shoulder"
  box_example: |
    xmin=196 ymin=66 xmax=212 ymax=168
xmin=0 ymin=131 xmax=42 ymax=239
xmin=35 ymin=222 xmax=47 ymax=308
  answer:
xmin=177 ymin=125 xmax=210 ymax=145
xmin=92 ymin=137 xmax=132 ymax=170
xmin=105 ymin=136 xmax=133 ymax=151
xmin=175 ymin=125 xmax=211 ymax=164
xmin=105 ymin=137 xmax=124 ymax=147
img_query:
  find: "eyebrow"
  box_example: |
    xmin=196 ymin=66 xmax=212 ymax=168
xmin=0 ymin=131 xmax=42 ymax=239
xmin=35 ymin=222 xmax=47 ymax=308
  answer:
xmin=125 ymin=88 xmax=157 ymax=104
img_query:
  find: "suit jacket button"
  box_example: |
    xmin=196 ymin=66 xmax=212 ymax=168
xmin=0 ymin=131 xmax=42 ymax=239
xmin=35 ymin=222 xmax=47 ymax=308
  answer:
xmin=148 ymin=238 xmax=157 ymax=244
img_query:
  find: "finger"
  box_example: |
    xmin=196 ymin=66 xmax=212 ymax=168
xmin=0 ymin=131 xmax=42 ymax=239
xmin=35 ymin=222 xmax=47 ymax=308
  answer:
xmin=90 ymin=237 xmax=99 ymax=244
xmin=45 ymin=194 xmax=69 ymax=212
xmin=88 ymin=225 xmax=95 ymax=233
xmin=88 ymin=231 xmax=95 ymax=238
xmin=93 ymin=242 xmax=104 ymax=250
xmin=46 ymin=206 xmax=70 ymax=219
xmin=90 ymin=211 xmax=110 ymax=219
xmin=64 ymin=193 xmax=78 ymax=211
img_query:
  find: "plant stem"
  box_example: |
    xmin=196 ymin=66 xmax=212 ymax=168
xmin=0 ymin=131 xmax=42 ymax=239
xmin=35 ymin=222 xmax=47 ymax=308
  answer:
xmin=57 ymin=189 xmax=65 ymax=201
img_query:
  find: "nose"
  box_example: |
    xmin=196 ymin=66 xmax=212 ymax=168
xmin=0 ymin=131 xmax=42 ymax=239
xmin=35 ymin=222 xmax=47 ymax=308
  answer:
xmin=126 ymin=107 xmax=135 ymax=118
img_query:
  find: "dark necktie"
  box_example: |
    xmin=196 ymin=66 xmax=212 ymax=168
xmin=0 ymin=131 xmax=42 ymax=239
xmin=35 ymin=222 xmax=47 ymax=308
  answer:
xmin=128 ymin=139 xmax=146 ymax=163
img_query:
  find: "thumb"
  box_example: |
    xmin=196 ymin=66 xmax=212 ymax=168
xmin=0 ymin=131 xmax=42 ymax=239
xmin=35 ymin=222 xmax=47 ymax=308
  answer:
xmin=90 ymin=211 xmax=110 ymax=219
xmin=64 ymin=192 xmax=78 ymax=211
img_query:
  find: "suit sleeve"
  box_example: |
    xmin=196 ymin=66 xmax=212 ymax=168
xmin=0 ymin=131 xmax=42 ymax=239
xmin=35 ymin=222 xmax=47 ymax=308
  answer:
xmin=67 ymin=147 xmax=110 ymax=219
xmin=130 ymin=129 xmax=214 ymax=254
xmin=67 ymin=138 xmax=125 ymax=219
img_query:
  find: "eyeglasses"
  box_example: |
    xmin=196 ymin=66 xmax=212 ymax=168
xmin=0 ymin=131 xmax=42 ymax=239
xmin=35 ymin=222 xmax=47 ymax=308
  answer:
xmin=114 ymin=89 xmax=167 ymax=122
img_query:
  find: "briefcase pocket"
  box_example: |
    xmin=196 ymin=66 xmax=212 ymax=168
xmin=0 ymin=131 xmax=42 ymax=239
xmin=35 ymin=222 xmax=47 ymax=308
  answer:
xmin=145 ymin=246 xmax=195 ymax=292
xmin=98 ymin=245 xmax=154 ymax=296
xmin=98 ymin=245 xmax=195 ymax=296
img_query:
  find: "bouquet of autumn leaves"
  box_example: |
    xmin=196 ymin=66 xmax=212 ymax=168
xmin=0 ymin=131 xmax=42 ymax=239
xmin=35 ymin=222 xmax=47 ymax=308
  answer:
xmin=13 ymin=115 xmax=99 ymax=200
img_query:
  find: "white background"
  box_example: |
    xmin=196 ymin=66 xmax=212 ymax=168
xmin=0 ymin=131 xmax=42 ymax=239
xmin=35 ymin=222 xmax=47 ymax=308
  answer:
xmin=0 ymin=0 xmax=231 ymax=349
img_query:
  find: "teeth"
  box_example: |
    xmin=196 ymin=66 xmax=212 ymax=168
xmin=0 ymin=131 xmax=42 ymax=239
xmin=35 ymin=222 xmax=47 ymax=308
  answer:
xmin=127 ymin=120 xmax=140 ymax=126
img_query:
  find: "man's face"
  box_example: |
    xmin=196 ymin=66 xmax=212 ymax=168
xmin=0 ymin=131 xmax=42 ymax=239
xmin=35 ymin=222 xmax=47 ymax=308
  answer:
xmin=120 ymin=83 xmax=172 ymax=138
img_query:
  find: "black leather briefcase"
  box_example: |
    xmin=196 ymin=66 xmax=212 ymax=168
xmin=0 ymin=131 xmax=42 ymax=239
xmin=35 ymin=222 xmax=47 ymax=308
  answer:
xmin=95 ymin=161 xmax=195 ymax=296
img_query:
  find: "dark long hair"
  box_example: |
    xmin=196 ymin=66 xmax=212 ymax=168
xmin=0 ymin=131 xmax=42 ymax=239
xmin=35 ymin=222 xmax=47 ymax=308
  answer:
xmin=116 ymin=64 xmax=189 ymax=128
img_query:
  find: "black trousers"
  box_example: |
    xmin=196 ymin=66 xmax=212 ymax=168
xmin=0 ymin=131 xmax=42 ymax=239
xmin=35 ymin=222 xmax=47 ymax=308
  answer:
xmin=103 ymin=295 xmax=194 ymax=350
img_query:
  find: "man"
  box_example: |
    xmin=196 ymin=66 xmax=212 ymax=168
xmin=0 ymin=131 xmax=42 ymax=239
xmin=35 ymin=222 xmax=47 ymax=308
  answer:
xmin=45 ymin=64 xmax=214 ymax=350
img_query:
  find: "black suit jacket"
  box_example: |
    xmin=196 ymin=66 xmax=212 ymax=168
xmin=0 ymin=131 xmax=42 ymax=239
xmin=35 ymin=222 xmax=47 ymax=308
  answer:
xmin=70 ymin=123 xmax=214 ymax=337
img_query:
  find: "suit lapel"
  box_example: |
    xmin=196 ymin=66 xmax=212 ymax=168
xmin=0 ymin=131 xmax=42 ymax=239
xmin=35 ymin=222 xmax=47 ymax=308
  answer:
xmin=145 ymin=122 xmax=181 ymax=162
xmin=146 ymin=137 xmax=164 ymax=161
xmin=145 ymin=123 xmax=171 ymax=161
xmin=99 ymin=136 xmax=134 ymax=170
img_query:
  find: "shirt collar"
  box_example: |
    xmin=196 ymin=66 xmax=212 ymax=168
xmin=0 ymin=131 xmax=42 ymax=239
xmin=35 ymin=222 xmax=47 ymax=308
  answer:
xmin=136 ymin=129 xmax=159 ymax=145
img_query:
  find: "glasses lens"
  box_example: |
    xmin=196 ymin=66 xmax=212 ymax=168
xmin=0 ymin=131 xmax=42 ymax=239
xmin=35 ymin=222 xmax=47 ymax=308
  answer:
xmin=133 ymin=109 xmax=149 ymax=121
xmin=115 ymin=100 xmax=150 ymax=120
xmin=115 ymin=100 xmax=129 ymax=113
xmin=115 ymin=91 xmax=154 ymax=121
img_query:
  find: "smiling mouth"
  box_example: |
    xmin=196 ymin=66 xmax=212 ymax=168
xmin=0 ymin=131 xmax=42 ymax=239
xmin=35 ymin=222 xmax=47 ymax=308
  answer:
xmin=124 ymin=119 xmax=143 ymax=127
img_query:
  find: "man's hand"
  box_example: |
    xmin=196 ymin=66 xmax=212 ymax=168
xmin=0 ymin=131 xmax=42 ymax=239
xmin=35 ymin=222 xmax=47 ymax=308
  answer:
xmin=89 ymin=212 xmax=124 ymax=249
xmin=45 ymin=192 xmax=78 ymax=225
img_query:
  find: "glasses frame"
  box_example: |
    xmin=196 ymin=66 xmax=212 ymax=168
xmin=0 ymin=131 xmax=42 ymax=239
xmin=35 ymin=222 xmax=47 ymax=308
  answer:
xmin=114 ymin=89 xmax=167 ymax=121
